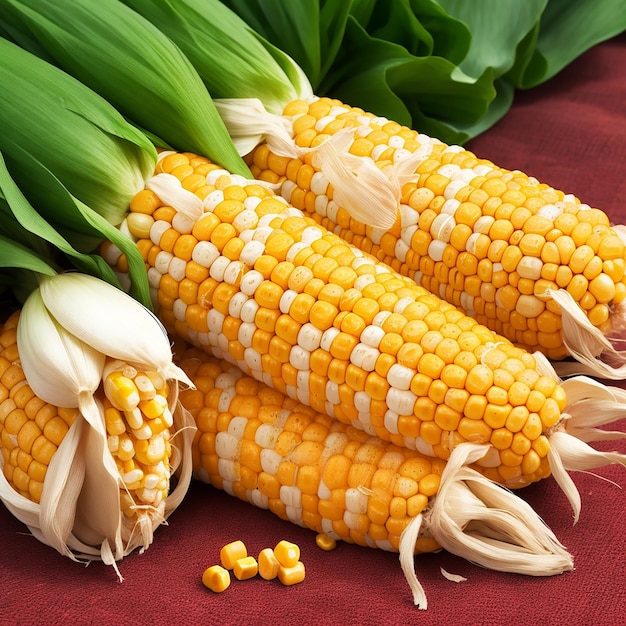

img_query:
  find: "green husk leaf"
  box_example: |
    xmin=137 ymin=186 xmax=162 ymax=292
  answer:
xmin=1 ymin=145 xmax=151 ymax=308
xmin=0 ymin=193 xmax=51 ymax=259
xmin=0 ymin=0 xmax=250 ymax=176
xmin=0 ymin=234 xmax=57 ymax=278
xmin=220 ymin=0 xmax=358 ymax=90
xmin=0 ymin=149 xmax=126 ymax=286
xmin=121 ymin=0 xmax=313 ymax=114
xmin=0 ymin=37 xmax=157 ymax=227
xmin=220 ymin=0 xmax=323 ymax=88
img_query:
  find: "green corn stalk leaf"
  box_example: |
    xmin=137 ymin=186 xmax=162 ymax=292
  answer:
xmin=121 ymin=0 xmax=313 ymax=114
xmin=0 ymin=234 xmax=57 ymax=279
xmin=434 ymin=0 xmax=549 ymax=80
xmin=1 ymin=145 xmax=151 ymax=308
xmin=326 ymin=15 xmax=497 ymax=144
xmin=0 ymin=0 xmax=250 ymax=176
xmin=516 ymin=0 xmax=626 ymax=88
xmin=0 ymin=37 xmax=157 ymax=228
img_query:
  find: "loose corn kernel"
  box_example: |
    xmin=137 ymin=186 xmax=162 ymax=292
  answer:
xmin=278 ymin=561 xmax=306 ymax=586
xmin=233 ymin=556 xmax=259 ymax=581
xmin=258 ymin=548 xmax=280 ymax=580
xmin=274 ymin=540 xmax=300 ymax=568
xmin=315 ymin=533 xmax=337 ymax=551
xmin=220 ymin=540 xmax=247 ymax=570
xmin=202 ymin=565 xmax=231 ymax=593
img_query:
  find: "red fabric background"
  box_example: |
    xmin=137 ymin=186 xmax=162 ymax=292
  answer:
xmin=2 ymin=34 xmax=626 ymax=626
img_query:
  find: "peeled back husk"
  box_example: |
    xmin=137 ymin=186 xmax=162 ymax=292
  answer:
xmin=6 ymin=274 xmax=196 ymax=575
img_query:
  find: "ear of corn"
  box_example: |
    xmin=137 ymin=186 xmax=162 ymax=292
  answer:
xmin=0 ymin=0 xmax=249 ymax=178
xmin=244 ymin=95 xmax=626 ymax=379
xmin=104 ymin=151 xmax=626 ymax=523
xmin=177 ymin=345 xmax=574 ymax=609
xmin=0 ymin=273 xmax=196 ymax=576
xmin=81 ymin=0 xmax=626 ymax=378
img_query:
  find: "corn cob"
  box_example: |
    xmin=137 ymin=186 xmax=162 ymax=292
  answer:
xmin=243 ymin=96 xmax=626 ymax=379
xmin=0 ymin=310 xmax=193 ymax=573
xmin=104 ymin=151 xmax=626 ymax=520
xmin=107 ymin=0 xmax=626 ymax=379
xmin=176 ymin=345 xmax=574 ymax=609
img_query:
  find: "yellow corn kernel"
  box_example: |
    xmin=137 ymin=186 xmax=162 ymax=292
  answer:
xmin=233 ymin=555 xmax=259 ymax=581
xmin=202 ymin=565 xmax=231 ymax=593
xmin=315 ymin=533 xmax=337 ymax=551
xmin=220 ymin=540 xmax=247 ymax=570
xmin=258 ymin=547 xmax=280 ymax=580
xmin=278 ymin=561 xmax=306 ymax=586
xmin=104 ymin=372 xmax=140 ymax=411
xmin=274 ymin=540 xmax=300 ymax=568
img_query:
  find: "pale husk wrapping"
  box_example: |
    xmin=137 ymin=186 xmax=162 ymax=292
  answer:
xmin=399 ymin=443 xmax=574 ymax=610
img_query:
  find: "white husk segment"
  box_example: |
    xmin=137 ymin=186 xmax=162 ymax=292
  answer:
xmin=421 ymin=443 xmax=573 ymax=576
xmin=215 ymin=97 xmax=300 ymax=158
xmin=398 ymin=514 xmax=428 ymax=609
xmin=145 ymin=173 xmax=204 ymax=221
xmin=397 ymin=443 xmax=573 ymax=609
xmin=215 ymin=98 xmax=417 ymax=229
xmin=440 ymin=568 xmax=467 ymax=583
xmin=16 ymin=289 xmax=106 ymax=408
xmin=547 ymin=374 xmax=626 ymax=522
xmin=37 ymin=273 xmax=192 ymax=387
xmin=546 ymin=288 xmax=626 ymax=379
xmin=310 ymin=130 xmax=426 ymax=230
xmin=13 ymin=291 xmax=126 ymax=574
xmin=518 ymin=351 xmax=626 ymax=522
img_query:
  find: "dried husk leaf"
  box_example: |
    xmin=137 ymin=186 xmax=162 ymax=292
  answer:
xmin=423 ymin=444 xmax=573 ymax=574
xmin=398 ymin=443 xmax=573 ymax=609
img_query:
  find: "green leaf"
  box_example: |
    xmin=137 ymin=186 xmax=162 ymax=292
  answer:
xmin=220 ymin=0 xmax=356 ymax=91
xmin=221 ymin=0 xmax=324 ymax=87
xmin=407 ymin=0 xmax=473 ymax=64
xmin=0 ymin=233 xmax=57 ymax=278
xmin=324 ymin=16 xmax=497 ymax=143
xmin=447 ymin=78 xmax=516 ymax=141
xmin=0 ymin=149 xmax=132 ymax=287
xmin=517 ymin=0 xmax=626 ymax=88
xmin=121 ymin=0 xmax=312 ymax=114
xmin=0 ymin=37 xmax=157 ymax=227
xmin=0 ymin=194 xmax=52 ymax=259
xmin=0 ymin=0 xmax=250 ymax=176
xmin=434 ymin=0 xmax=549 ymax=79
xmin=1 ymin=145 xmax=152 ymax=308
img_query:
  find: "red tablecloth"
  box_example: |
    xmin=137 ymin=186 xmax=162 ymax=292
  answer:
xmin=1 ymin=34 xmax=626 ymax=626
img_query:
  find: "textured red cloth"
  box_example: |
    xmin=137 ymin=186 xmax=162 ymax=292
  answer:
xmin=2 ymin=34 xmax=626 ymax=626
